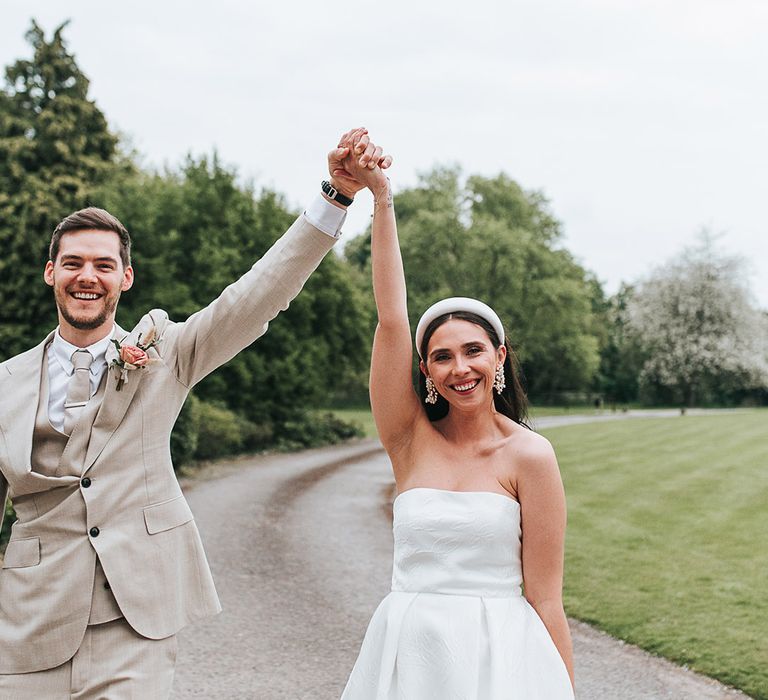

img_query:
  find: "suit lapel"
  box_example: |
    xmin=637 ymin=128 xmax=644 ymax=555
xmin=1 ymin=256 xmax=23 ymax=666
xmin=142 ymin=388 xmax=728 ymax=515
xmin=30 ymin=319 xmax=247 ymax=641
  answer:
xmin=81 ymin=325 xmax=145 ymax=476
xmin=0 ymin=332 xmax=53 ymax=478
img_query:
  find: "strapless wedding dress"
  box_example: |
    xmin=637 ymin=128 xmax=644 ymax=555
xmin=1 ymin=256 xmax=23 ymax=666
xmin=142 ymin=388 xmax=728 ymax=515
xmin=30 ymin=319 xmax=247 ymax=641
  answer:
xmin=341 ymin=488 xmax=574 ymax=699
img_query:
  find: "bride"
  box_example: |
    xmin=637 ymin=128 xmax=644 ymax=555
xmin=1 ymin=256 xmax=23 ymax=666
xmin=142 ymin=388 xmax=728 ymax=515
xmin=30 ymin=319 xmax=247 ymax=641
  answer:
xmin=337 ymin=131 xmax=575 ymax=699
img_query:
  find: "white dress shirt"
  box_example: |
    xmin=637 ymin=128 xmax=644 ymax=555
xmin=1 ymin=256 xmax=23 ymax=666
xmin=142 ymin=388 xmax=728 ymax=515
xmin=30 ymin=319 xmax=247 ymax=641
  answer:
xmin=305 ymin=194 xmax=347 ymax=238
xmin=47 ymin=328 xmax=114 ymax=433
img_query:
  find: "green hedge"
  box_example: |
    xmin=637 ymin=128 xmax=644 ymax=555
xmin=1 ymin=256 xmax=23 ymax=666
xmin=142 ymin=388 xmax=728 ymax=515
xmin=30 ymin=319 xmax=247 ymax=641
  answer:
xmin=170 ymin=394 xmax=273 ymax=467
xmin=170 ymin=395 xmax=361 ymax=468
xmin=278 ymin=411 xmax=364 ymax=450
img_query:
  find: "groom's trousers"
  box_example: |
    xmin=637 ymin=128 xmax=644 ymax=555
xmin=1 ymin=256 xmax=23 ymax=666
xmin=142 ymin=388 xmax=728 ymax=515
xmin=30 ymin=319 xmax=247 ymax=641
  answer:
xmin=0 ymin=618 xmax=177 ymax=699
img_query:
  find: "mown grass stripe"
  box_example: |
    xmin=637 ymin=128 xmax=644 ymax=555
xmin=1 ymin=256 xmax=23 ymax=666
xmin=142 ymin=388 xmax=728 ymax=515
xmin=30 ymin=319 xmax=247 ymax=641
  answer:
xmin=543 ymin=410 xmax=768 ymax=699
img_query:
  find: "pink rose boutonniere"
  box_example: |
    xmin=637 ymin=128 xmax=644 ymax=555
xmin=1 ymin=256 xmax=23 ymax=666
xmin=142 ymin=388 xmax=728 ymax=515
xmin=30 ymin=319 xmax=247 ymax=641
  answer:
xmin=110 ymin=329 xmax=158 ymax=391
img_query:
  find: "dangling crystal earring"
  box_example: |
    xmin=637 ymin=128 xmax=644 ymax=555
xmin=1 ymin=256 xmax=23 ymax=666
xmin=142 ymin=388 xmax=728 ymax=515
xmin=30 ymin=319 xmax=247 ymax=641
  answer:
xmin=493 ymin=364 xmax=506 ymax=394
xmin=425 ymin=376 xmax=438 ymax=404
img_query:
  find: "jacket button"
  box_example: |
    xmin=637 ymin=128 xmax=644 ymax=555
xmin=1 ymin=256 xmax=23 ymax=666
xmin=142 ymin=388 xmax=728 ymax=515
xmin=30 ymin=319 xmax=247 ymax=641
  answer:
xmin=81 ymin=477 xmax=92 ymax=488
xmin=103 ymin=581 xmax=111 ymax=590
xmin=89 ymin=527 xmax=100 ymax=538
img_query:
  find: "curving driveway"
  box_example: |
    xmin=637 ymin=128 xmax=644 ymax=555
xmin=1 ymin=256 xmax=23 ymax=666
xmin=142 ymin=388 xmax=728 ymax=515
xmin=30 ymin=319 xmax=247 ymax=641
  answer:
xmin=171 ymin=413 xmax=750 ymax=699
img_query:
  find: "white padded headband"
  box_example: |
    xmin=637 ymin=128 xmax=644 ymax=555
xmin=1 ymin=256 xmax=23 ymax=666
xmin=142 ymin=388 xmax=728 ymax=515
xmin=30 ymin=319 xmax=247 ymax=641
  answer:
xmin=415 ymin=297 xmax=505 ymax=359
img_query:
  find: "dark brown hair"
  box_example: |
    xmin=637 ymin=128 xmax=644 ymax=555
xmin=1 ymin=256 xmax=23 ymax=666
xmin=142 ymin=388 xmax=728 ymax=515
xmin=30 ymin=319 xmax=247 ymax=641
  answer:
xmin=418 ymin=311 xmax=530 ymax=427
xmin=49 ymin=207 xmax=131 ymax=268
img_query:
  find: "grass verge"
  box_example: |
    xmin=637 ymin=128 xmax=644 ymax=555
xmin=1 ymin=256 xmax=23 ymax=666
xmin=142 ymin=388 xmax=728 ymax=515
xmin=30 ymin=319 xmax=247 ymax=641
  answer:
xmin=541 ymin=410 xmax=768 ymax=699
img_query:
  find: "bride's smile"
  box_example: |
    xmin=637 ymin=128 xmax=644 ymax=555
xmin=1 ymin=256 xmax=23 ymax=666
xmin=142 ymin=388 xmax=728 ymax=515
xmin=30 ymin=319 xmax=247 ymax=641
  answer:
xmin=451 ymin=378 xmax=480 ymax=393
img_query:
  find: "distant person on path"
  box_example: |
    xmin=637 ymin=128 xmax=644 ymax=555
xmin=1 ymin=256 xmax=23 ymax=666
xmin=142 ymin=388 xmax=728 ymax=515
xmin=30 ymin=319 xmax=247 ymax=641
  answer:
xmin=0 ymin=127 xmax=390 ymax=698
xmin=336 ymin=141 xmax=575 ymax=698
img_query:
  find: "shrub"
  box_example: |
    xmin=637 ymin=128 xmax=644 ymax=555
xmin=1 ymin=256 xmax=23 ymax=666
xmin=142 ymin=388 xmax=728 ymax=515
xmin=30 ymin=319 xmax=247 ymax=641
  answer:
xmin=239 ymin=418 xmax=274 ymax=453
xmin=170 ymin=396 xmax=359 ymax=470
xmin=278 ymin=411 xmax=364 ymax=450
xmin=193 ymin=401 xmax=246 ymax=461
xmin=190 ymin=400 xmax=273 ymax=461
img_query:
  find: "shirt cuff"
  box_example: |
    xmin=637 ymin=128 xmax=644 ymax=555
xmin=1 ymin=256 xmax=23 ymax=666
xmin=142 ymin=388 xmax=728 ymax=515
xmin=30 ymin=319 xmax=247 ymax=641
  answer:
xmin=304 ymin=194 xmax=347 ymax=239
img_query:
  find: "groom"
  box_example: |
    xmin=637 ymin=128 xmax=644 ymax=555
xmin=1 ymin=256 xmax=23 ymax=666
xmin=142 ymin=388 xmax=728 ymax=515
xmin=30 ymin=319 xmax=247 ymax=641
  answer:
xmin=0 ymin=128 xmax=387 ymax=697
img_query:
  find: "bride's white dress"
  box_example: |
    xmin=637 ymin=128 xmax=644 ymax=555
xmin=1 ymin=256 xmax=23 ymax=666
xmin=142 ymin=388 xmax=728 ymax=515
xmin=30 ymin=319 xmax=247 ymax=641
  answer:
xmin=341 ymin=488 xmax=574 ymax=699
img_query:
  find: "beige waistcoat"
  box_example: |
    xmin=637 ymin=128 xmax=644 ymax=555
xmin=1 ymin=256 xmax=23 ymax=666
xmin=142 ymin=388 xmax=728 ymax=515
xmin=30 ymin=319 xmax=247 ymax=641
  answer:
xmin=31 ymin=357 xmax=122 ymax=625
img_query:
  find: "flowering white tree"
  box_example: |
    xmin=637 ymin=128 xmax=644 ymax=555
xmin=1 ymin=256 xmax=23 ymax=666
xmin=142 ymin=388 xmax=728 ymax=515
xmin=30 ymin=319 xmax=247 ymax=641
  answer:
xmin=628 ymin=233 xmax=768 ymax=406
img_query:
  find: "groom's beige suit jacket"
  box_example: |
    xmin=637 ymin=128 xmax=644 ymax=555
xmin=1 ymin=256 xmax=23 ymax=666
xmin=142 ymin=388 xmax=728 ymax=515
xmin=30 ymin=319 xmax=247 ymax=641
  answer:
xmin=0 ymin=215 xmax=335 ymax=673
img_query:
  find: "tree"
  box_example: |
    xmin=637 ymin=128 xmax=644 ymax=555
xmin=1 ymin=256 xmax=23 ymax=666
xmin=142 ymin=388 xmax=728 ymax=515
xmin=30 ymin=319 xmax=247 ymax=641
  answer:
xmin=346 ymin=167 xmax=603 ymax=398
xmin=0 ymin=21 xmax=120 ymax=359
xmin=595 ymin=284 xmax=646 ymax=405
xmin=627 ymin=233 xmax=768 ymax=406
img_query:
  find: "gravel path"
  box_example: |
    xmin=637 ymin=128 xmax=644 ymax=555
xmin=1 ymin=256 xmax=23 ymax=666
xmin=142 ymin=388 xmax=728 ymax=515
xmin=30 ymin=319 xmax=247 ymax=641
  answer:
xmin=171 ymin=412 xmax=751 ymax=699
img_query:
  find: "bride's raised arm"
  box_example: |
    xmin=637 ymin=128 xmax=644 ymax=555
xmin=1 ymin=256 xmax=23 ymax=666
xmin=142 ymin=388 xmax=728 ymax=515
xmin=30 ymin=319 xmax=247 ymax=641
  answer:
xmin=336 ymin=135 xmax=422 ymax=457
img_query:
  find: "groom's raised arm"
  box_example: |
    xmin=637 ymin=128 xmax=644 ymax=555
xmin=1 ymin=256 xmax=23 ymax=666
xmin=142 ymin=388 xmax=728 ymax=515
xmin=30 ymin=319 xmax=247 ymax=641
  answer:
xmin=160 ymin=129 xmax=388 ymax=388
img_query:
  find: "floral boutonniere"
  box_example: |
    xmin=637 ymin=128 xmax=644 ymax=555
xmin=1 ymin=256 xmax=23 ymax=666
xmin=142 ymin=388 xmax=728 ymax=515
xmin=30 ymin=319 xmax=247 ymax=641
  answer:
xmin=109 ymin=328 xmax=159 ymax=391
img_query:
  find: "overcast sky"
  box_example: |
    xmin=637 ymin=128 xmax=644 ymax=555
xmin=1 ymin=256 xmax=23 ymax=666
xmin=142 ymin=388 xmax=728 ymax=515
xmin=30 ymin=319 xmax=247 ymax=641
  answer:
xmin=3 ymin=1 xmax=767 ymax=307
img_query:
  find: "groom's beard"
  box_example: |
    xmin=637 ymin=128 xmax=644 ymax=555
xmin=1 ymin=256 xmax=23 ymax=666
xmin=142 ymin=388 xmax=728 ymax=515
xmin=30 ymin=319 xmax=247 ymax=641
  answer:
xmin=54 ymin=283 xmax=121 ymax=331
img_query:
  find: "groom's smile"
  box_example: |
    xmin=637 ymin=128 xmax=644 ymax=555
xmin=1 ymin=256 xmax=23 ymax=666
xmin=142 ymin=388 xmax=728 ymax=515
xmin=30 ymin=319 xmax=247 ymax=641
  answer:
xmin=65 ymin=285 xmax=108 ymax=317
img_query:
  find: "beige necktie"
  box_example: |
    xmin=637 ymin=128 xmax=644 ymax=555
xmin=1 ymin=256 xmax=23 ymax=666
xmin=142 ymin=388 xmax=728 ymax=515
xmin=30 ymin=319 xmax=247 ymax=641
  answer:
xmin=63 ymin=350 xmax=93 ymax=435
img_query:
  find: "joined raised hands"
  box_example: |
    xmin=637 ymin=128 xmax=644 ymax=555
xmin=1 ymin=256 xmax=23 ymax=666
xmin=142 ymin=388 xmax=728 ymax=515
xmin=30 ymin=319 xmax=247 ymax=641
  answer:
xmin=328 ymin=127 xmax=392 ymax=200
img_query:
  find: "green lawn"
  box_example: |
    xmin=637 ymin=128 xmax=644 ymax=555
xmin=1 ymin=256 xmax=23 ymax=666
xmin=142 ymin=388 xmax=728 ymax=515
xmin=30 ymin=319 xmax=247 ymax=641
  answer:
xmin=541 ymin=410 xmax=768 ymax=699
xmin=329 ymin=405 xmax=609 ymax=434
xmin=529 ymin=405 xmax=600 ymax=417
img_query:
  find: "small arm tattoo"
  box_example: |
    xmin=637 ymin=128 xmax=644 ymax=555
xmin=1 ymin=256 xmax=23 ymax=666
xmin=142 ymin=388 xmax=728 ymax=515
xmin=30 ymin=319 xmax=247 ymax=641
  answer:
xmin=374 ymin=179 xmax=393 ymax=210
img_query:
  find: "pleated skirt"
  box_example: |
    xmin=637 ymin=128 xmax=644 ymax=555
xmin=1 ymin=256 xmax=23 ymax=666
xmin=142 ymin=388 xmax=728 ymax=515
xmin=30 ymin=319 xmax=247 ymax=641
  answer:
xmin=341 ymin=591 xmax=574 ymax=700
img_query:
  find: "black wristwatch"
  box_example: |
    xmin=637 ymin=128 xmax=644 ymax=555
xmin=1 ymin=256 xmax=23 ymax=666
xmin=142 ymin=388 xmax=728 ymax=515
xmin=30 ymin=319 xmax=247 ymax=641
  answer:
xmin=321 ymin=180 xmax=354 ymax=207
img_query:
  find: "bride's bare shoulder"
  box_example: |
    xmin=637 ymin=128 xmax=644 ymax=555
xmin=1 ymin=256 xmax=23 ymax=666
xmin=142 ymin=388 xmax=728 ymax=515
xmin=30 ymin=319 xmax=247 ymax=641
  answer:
xmin=503 ymin=422 xmax=559 ymax=474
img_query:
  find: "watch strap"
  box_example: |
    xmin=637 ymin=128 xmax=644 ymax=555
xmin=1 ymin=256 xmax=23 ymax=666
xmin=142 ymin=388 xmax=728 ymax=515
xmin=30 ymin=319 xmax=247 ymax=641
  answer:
xmin=321 ymin=180 xmax=354 ymax=207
